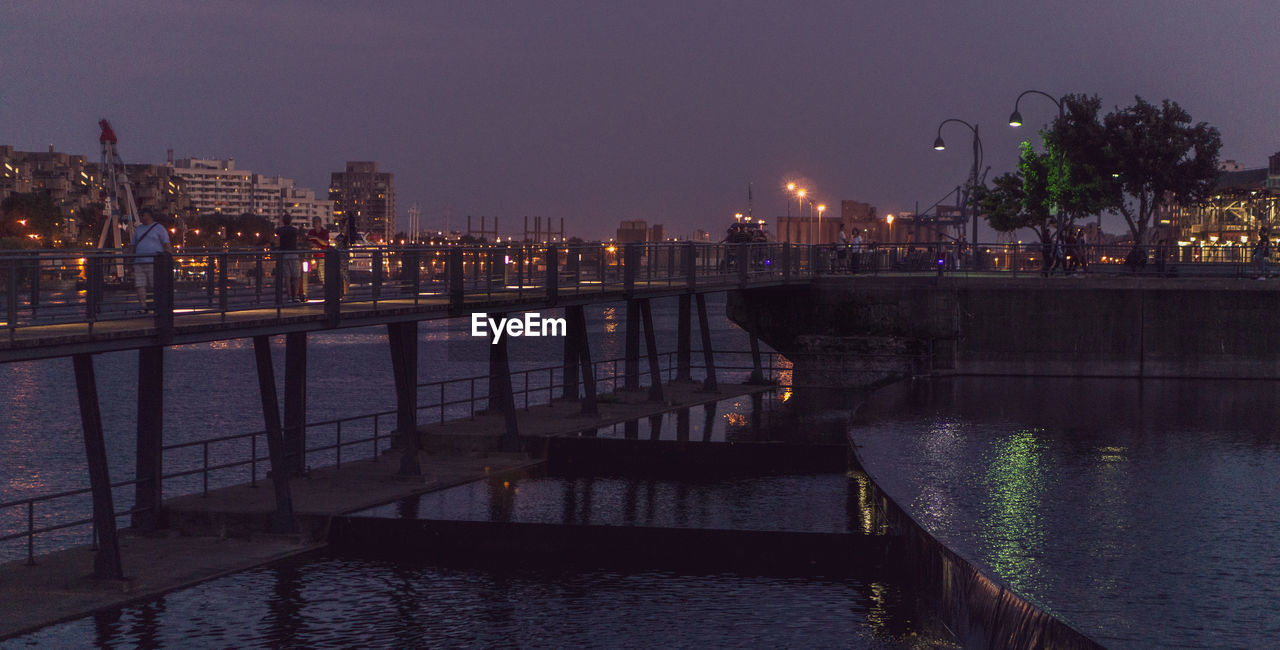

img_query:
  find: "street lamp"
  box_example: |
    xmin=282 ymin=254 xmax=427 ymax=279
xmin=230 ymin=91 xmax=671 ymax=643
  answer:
xmin=785 ymin=182 xmax=796 ymax=218
xmin=817 ymin=204 xmax=826 ymax=242
xmin=796 ymin=189 xmax=806 ymax=218
xmin=886 ymin=213 xmax=894 ymax=242
xmin=1009 ymin=90 xmax=1076 ymax=228
xmin=933 ymin=118 xmax=983 ymax=245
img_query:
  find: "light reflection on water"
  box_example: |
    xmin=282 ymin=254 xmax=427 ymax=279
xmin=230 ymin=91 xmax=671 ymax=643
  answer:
xmin=854 ymin=376 xmax=1280 ymax=648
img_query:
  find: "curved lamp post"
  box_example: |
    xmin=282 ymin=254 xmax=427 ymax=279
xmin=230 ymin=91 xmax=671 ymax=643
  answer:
xmin=1009 ymin=90 xmax=1078 ymax=229
xmin=933 ymin=118 xmax=984 ymax=245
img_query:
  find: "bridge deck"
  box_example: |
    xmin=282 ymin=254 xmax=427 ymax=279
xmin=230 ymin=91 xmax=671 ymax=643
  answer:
xmin=0 ymin=277 xmax=789 ymax=363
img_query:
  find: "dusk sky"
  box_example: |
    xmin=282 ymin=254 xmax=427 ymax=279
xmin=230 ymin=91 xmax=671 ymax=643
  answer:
xmin=3 ymin=1 xmax=1277 ymax=240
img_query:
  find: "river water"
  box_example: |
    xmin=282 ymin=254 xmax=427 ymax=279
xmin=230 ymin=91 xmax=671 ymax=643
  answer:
xmin=854 ymin=376 xmax=1280 ymax=647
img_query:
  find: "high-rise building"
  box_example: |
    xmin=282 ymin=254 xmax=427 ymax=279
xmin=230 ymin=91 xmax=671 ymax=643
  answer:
xmin=171 ymin=158 xmax=331 ymax=226
xmin=329 ymin=161 xmax=395 ymax=241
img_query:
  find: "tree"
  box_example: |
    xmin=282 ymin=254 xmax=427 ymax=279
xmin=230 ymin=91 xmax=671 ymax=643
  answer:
xmin=1053 ymin=95 xmax=1220 ymax=244
xmin=975 ymin=140 xmax=1055 ymax=246
xmin=1106 ymin=97 xmax=1220 ymax=244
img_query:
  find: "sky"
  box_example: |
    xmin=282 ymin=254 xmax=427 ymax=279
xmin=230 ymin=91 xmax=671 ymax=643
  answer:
xmin=2 ymin=0 xmax=1278 ymax=240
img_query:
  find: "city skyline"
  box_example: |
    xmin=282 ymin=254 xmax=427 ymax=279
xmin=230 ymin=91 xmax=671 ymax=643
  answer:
xmin=3 ymin=1 xmax=1278 ymax=240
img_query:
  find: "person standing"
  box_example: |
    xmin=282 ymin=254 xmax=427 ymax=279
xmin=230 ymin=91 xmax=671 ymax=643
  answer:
xmin=129 ymin=209 xmax=174 ymax=312
xmin=850 ymin=229 xmax=863 ymax=274
xmin=305 ymin=217 xmax=330 ymax=300
xmin=1253 ymin=228 xmax=1271 ymax=280
xmin=272 ymin=214 xmax=303 ymax=302
xmin=835 ymin=223 xmax=849 ymax=272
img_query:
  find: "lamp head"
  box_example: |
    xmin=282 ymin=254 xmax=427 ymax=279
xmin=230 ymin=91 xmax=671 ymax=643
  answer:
xmin=1008 ymin=110 xmax=1023 ymax=127
xmin=932 ymin=136 xmax=946 ymax=151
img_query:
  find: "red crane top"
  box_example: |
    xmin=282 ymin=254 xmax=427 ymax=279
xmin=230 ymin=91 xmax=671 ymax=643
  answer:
xmin=98 ymin=120 xmax=117 ymax=144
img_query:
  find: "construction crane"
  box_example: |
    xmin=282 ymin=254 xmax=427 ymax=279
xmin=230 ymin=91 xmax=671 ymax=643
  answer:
xmin=95 ymin=119 xmax=140 ymax=251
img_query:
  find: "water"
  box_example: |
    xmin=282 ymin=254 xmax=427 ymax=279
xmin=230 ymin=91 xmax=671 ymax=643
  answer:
xmin=853 ymin=376 xmax=1280 ymax=647
xmin=4 ymin=554 xmax=924 ymax=649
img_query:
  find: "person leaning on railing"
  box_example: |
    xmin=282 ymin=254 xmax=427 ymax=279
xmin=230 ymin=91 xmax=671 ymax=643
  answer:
xmin=128 ymin=209 xmax=175 ymax=312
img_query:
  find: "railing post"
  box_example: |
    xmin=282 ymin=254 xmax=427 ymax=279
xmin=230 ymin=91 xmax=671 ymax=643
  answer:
xmin=205 ymin=254 xmax=215 ymax=307
xmin=7 ymin=259 xmax=18 ymax=337
xmin=545 ymin=245 xmax=559 ymax=305
xmin=85 ymin=256 xmax=103 ymax=321
xmin=372 ymin=248 xmax=383 ymax=301
xmin=218 ymin=253 xmax=229 ymax=314
xmin=684 ymin=242 xmax=696 ymax=291
xmin=449 ymin=248 xmax=464 ymax=312
xmin=782 ymin=243 xmax=792 ymax=282
xmin=324 ymin=248 xmax=340 ymax=326
xmin=737 ymin=242 xmax=749 ymax=285
xmin=153 ymin=254 xmax=174 ymax=343
xmin=624 ymin=243 xmax=639 ymax=295
xmin=28 ymin=252 xmax=40 ymax=314
xmin=403 ymin=249 xmax=420 ymax=302
xmin=255 ymin=256 xmax=264 ymax=303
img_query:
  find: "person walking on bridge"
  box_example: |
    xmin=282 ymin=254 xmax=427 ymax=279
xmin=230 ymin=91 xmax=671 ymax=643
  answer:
xmin=128 ymin=209 xmax=174 ymax=312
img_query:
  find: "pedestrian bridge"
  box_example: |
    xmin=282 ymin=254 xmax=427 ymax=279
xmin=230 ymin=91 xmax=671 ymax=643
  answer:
xmin=0 ymin=240 xmax=1262 ymax=362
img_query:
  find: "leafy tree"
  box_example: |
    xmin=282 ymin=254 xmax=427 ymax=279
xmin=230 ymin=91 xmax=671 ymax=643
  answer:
xmin=975 ymin=141 xmax=1054 ymax=245
xmin=1106 ymin=98 xmax=1220 ymax=243
xmin=1052 ymin=95 xmax=1220 ymax=244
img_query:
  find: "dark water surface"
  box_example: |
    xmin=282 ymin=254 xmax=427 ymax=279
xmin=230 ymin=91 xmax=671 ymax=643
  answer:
xmin=4 ymin=554 xmax=924 ymax=649
xmin=854 ymin=376 xmax=1280 ymax=648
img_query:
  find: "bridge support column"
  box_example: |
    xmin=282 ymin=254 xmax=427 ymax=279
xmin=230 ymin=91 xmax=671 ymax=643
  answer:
xmin=566 ymin=305 xmax=597 ymax=415
xmin=283 ymin=332 xmax=307 ymax=476
xmin=72 ymin=355 xmax=124 ymax=578
xmin=676 ymin=407 xmax=691 ymax=442
xmin=676 ymin=294 xmax=692 ymax=382
xmin=748 ymin=332 xmax=765 ymax=385
xmin=72 ymin=353 xmax=124 ymax=579
xmin=624 ymin=299 xmax=641 ymax=391
xmin=561 ymin=309 xmax=580 ymax=401
xmin=387 ymin=322 xmax=422 ymax=476
xmin=639 ymin=298 xmax=664 ymax=402
xmin=702 ymin=402 xmax=717 ymax=442
xmin=133 ymin=346 xmax=164 ymax=530
xmin=696 ymin=293 xmax=718 ymax=391
xmin=487 ymin=314 xmax=520 ymax=451
xmin=252 ymin=336 xmax=297 ymax=534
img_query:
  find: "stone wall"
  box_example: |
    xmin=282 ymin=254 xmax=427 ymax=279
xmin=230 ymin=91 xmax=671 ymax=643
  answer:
xmin=730 ymin=276 xmax=1280 ymax=385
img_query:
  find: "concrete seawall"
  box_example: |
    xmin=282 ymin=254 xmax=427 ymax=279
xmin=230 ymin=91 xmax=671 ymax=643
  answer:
xmin=730 ymin=276 xmax=1280 ymax=384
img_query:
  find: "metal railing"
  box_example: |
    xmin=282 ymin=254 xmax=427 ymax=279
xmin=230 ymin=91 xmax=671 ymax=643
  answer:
xmin=0 ymin=242 xmax=802 ymax=346
xmin=4 ymin=240 xmax=1270 ymax=349
xmin=0 ymin=348 xmax=790 ymax=563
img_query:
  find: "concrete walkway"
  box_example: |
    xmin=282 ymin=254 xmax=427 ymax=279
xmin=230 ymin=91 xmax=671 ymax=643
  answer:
xmin=0 ymin=380 xmax=773 ymax=641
